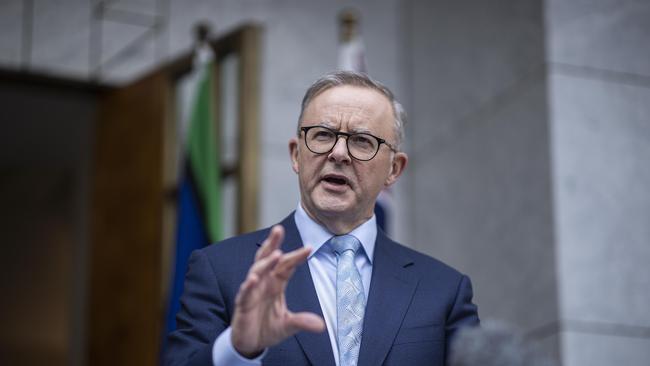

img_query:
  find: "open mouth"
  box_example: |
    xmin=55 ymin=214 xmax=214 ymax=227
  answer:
xmin=321 ymin=174 xmax=349 ymax=186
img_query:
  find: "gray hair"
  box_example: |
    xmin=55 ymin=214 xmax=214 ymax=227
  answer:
xmin=298 ymin=70 xmax=406 ymax=149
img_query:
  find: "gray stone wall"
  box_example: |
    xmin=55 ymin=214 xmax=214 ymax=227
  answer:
xmin=546 ymin=0 xmax=650 ymax=364
xmin=402 ymin=0 xmax=650 ymax=364
xmin=402 ymin=0 xmax=561 ymax=359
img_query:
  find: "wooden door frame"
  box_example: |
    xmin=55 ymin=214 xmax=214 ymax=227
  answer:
xmin=88 ymin=24 xmax=261 ymax=365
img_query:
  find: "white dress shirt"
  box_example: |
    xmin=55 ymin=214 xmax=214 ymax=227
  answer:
xmin=212 ymin=203 xmax=376 ymax=366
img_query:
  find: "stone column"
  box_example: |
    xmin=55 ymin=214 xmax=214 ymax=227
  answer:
xmin=546 ymin=0 xmax=650 ymax=364
xmin=402 ymin=0 xmax=560 ymax=358
xmin=403 ymin=0 xmax=650 ymax=364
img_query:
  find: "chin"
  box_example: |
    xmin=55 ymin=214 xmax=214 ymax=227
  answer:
xmin=316 ymin=200 xmax=350 ymax=213
xmin=312 ymin=196 xmax=354 ymax=217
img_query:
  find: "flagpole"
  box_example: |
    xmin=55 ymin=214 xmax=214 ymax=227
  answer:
xmin=338 ymin=8 xmax=367 ymax=73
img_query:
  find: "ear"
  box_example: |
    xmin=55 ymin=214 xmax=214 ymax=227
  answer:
xmin=384 ymin=151 xmax=408 ymax=187
xmin=289 ymin=137 xmax=300 ymax=174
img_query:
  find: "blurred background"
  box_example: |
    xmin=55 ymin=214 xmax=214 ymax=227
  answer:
xmin=1 ymin=0 xmax=649 ymax=365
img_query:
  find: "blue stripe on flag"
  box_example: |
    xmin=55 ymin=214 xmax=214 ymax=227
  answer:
xmin=165 ymin=176 xmax=209 ymax=335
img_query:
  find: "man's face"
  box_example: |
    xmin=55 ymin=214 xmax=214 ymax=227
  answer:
xmin=289 ymin=85 xmax=408 ymax=231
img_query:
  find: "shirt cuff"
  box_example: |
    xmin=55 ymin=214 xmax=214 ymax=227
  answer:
xmin=212 ymin=327 xmax=267 ymax=366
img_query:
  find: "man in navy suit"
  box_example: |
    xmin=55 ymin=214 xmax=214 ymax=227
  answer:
xmin=165 ymin=71 xmax=479 ymax=366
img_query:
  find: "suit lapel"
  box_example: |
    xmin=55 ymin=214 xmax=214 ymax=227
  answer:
xmin=275 ymin=214 xmax=336 ymax=366
xmin=357 ymin=231 xmax=418 ymax=366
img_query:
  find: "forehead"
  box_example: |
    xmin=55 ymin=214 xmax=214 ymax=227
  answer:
xmin=301 ymin=85 xmax=394 ymax=132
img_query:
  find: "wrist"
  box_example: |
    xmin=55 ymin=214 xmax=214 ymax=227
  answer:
xmin=231 ymin=331 xmax=263 ymax=359
xmin=235 ymin=347 xmax=263 ymax=359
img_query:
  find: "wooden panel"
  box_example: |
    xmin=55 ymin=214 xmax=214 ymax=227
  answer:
xmin=0 ymin=74 xmax=99 ymax=366
xmin=237 ymin=26 xmax=261 ymax=233
xmin=88 ymin=71 xmax=170 ymax=366
xmin=0 ymin=168 xmax=75 ymax=366
xmin=86 ymin=24 xmax=261 ymax=366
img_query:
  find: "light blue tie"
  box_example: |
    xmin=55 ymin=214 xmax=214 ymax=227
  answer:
xmin=330 ymin=235 xmax=365 ymax=366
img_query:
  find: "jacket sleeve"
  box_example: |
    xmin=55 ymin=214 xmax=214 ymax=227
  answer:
xmin=444 ymin=274 xmax=480 ymax=361
xmin=163 ymin=249 xmax=230 ymax=366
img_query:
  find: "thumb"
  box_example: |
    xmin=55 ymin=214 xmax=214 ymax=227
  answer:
xmin=286 ymin=312 xmax=326 ymax=334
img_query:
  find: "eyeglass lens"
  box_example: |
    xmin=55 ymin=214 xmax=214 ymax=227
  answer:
xmin=305 ymin=127 xmax=379 ymax=160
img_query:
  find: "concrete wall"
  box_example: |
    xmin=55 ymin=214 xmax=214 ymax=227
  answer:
xmin=546 ymin=0 xmax=650 ymax=364
xmin=402 ymin=0 xmax=650 ymax=364
xmin=402 ymin=0 xmax=561 ymax=358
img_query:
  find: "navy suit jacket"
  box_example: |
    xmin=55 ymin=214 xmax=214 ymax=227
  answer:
xmin=164 ymin=213 xmax=479 ymax=366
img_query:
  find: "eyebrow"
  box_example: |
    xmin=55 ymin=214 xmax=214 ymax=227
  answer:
xmin=349 ymin=127 xmax=373 ymax=134
xmin=317 ymin=122 xmax=374 ymax=135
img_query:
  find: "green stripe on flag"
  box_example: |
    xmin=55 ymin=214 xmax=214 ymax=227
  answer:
xmin=187 ymin=62 xmax=222 ymax=242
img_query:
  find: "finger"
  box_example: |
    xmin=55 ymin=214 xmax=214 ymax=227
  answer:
xmin=255 ymin=225 xmax=285 ymax=261
xmin=273 ymin=246 xmax=311 ymax=280
xmin=237 ymin=226 xmax=285 ymax=309
xmin=235 ymin=272 xmax=259 ymax=308
xmin=236 ymin=249 xmax=281 ymax=307
xmin=249 ymin=249 xmax=282 ymax=279
xmin=286 ymin=312 xmax=326 ymax=334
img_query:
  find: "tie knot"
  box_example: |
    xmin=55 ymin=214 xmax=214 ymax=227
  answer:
xmin=329 ymin=234 xmax=361 ymax=255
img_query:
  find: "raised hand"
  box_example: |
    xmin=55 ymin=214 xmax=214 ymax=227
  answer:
xmin=230 ymin=225 xmax=326 ymax=358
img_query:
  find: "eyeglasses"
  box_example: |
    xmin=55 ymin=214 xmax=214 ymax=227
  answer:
xmin=300 ymin=125 xmax=397 ymax=161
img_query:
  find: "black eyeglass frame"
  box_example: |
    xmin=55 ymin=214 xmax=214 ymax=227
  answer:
xmin=299 ymin=125 xmax=398 ymax=161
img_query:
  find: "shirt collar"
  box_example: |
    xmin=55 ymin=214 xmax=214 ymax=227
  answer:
xmin=294 ymin=202 xmax=376 ymax=263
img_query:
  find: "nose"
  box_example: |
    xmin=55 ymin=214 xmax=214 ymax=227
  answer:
xmin=327 ymin=136 xmax=352 ymax=164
